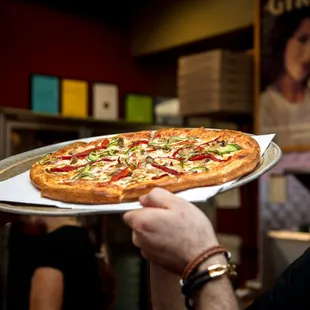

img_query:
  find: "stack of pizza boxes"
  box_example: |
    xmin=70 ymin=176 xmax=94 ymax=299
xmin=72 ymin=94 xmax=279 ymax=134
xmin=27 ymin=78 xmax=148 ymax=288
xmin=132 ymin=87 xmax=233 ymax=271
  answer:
xmin=178 ymin=49 xmax=253 ymax=116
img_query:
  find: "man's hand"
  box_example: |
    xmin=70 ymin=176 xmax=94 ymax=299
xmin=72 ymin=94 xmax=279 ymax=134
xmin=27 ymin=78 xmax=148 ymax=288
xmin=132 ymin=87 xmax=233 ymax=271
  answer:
xmin=123 ymin=187 xmax=219 ymax=275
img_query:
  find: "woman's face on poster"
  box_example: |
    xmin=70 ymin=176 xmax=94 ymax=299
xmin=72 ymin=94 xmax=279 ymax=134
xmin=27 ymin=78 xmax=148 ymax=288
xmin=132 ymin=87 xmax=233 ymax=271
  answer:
xmin=285 ymin=18 xmax=310 ymax=82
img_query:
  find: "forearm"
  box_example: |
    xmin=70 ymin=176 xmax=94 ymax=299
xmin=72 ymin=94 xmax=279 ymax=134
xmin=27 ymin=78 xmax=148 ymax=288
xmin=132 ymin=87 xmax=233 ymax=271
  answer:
xmin=29 ymin=268 xmax=63 ymax=310
xmin=194 ymin=275 xmax=239 ymax=310
xmin=149 ymin=256 xmax=239 ymax=310
xmin=150 ymin=263 xmax=185 ymax=310
xmin=195 ymin=255 xmax=239 ymax=310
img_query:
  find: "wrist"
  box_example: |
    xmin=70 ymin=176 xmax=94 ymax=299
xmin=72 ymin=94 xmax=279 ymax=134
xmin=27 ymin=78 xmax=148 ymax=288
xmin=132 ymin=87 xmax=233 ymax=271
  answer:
xmin=197 ymin=254 xmax=238 ymax=293
xmin=186 ymin=240 xmax=219 ymax=267
xmin=180 ymin=246 xmax=236 ymax=309
xmin=182 ymin=244 xmax=227 ymax=280
xmin=181 ymin=258 xmax=235 ymax=310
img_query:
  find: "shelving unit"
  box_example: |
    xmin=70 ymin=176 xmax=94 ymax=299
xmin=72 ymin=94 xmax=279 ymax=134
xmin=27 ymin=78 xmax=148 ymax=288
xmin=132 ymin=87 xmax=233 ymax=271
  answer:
xmin=0 ymin=107 xmax=172 ymax=160
xmin=183 ymin=112 xmax=252 ymax=127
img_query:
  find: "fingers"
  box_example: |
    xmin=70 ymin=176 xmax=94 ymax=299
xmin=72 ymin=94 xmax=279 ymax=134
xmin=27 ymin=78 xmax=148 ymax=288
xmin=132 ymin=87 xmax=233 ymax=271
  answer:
xmin=131 ymin=231 xmax=154 ymax=259
xmin=124 ymin=188 xmax=174 ymax=227
xmin=132 ymin=231 xmax=141 ymax=247
xmin=139 ymin=187 xmax=183 ymax=209
xmin=123 ymin=208 xmax=162 ymax=234
xmin=123 ymin=209 xmax=151 ymax=232
xmin=122 ymin=209 xmax=139 ymax=228
xmin=122 ymin=215 xmax=142 ymax=248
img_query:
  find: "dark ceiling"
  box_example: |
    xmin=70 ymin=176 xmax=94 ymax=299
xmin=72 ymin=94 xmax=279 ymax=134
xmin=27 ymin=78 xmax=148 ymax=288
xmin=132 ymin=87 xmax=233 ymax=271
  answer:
xmin=19 ymin=0 xmax=253 ymax=60
xmin=22 ymin=0 xmax=147 ymax=29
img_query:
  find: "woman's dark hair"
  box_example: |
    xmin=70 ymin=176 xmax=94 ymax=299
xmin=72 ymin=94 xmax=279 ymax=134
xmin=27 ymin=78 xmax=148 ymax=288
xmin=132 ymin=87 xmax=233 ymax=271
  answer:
xmin=262 ymin=7 xmax=310 ymax=90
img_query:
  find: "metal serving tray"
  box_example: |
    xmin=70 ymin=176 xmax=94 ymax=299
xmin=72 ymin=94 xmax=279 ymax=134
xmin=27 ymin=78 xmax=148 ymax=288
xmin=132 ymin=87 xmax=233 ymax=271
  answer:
xmin=0 ymin=134 xmax=282 ymax=216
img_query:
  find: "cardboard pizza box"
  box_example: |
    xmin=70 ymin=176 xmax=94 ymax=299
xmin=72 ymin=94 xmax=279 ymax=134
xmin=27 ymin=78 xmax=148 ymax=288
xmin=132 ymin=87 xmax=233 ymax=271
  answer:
xmin=178 ymin=49 xmax=253 ymax=116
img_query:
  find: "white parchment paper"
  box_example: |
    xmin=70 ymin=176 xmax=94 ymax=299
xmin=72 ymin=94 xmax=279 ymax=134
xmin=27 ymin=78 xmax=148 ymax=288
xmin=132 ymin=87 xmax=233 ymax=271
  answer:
xmin=0 ymin=134 xmax=275 ymax=211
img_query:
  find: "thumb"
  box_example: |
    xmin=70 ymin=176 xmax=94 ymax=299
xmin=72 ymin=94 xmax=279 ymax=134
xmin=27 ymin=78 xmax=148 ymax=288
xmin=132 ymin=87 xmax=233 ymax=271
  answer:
xmin=122 ymin=209 xmax=140 ymax=228
xmin=139 ymin=187 xmax=181 ymax=209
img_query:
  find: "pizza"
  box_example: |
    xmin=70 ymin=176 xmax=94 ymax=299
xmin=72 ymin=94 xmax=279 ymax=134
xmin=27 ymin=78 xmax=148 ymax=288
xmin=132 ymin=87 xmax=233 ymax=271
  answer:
xmin=30 ymin=128 xmax=261 ymax=204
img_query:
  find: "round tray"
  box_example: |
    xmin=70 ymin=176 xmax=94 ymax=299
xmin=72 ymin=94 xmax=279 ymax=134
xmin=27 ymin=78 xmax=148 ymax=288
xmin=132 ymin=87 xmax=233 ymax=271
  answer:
xmin=0 ymin=135 xmax=282 ymax=216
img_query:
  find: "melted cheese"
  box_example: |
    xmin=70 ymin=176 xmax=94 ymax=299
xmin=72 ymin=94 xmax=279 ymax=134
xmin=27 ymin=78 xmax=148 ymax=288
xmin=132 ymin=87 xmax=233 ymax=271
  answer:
xmin=46 ymin=133 xmax=242 ymax=187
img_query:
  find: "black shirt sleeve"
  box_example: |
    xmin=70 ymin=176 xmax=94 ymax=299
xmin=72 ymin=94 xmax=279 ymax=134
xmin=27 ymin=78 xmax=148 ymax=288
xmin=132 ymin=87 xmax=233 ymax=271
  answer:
xmin=36 ymin=226 xmax=93 ymax=273
xmin=247 ymin=247 xmax=310 ymax=310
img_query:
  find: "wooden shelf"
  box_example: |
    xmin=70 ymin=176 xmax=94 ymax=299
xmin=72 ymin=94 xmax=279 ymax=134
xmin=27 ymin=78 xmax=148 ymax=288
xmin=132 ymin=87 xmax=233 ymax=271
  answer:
xmin=183 ymin=111 xmax=253 ymax=125
xmin=0 ymin=107 xmax=171 ymax=131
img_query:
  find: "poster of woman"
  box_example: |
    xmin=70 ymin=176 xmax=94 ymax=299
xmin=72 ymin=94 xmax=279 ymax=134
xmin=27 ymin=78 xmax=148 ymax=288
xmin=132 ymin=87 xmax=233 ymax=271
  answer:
xmin=257 ymin=0 xmax=310 ymax=150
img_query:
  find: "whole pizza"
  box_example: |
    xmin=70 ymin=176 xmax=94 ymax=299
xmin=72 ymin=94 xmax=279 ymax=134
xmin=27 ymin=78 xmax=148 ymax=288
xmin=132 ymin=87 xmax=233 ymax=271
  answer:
xmin=30 ymin=128 xmax=261 ymax=204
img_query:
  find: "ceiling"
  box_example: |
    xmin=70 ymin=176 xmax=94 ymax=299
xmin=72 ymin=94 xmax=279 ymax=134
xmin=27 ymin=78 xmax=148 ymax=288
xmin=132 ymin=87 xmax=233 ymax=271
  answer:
xmin=22 ymin=0 xmax=147 ymax=29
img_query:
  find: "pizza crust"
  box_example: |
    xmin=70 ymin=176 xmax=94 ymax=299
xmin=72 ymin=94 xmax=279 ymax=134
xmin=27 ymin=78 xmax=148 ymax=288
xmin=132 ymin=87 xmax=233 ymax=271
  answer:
xmin=30 ymin=164 xmax=122 ymax=204
xmin=30 ymin=128 xmax=261 ymax=204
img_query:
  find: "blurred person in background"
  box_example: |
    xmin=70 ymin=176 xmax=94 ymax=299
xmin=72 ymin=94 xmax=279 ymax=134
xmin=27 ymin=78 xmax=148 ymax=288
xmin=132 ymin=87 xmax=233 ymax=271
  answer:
xmin=124 ymin=188 xmax=310 ymax=310
xmin=259 ymin=7 xmax=310 ymax=146
xmin=6 ymin=216 xmax=115 ymax=310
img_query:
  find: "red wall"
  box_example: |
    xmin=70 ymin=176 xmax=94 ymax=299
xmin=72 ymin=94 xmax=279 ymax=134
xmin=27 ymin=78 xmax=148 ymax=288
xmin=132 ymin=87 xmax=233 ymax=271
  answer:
xmin=0 ymin=0 xmax=154 ymax=117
